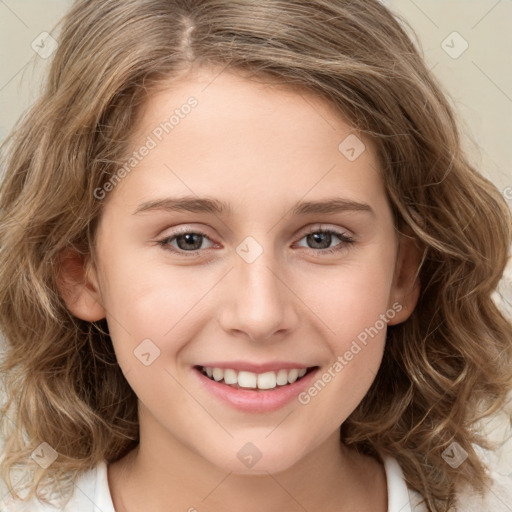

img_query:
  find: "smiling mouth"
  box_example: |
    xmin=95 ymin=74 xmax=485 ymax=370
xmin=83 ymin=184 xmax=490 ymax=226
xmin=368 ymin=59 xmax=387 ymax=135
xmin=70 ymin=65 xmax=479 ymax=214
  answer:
xmin=194 ymin=365 xmax=318 ymax=391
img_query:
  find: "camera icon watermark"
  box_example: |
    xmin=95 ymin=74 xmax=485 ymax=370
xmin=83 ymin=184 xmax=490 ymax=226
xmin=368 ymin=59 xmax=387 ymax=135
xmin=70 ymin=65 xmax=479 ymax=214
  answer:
xmin=441 ymin=31 xmax=469 ymax=59
xmin=442 ymin=441 xmax=468 ymax=468
xmin=338 ymin=134 xmax=366 ymax=162
xmin=237 ymin=442 xmax=262 ymax=468
xmin=31 ymin=442 xmax=58 ymax=468
xmin=31 ymin=32 xmax=59 ymax=59
xmin=236 ymin=236 xmax=263 ymax=264
xmin=134 ymin=338 xmax=161 ymax=366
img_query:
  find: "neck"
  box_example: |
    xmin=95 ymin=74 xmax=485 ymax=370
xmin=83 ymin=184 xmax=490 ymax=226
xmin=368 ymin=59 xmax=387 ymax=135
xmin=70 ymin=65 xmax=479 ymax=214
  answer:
xmin=108 ymin=419 xmax=387 ymax=512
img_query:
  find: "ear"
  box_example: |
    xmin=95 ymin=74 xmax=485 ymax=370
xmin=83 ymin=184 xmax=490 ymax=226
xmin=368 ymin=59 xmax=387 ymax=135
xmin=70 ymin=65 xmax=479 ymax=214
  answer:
xmin=387 ymin=224 xmax=423 ymax=326
xmin=56 ymin=249 xmax=106 ymax=321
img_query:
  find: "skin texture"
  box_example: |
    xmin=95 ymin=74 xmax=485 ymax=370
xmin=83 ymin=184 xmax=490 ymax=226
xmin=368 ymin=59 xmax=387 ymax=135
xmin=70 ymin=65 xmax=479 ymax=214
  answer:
xmin=58 ymin=65 xmax=421 ymax=512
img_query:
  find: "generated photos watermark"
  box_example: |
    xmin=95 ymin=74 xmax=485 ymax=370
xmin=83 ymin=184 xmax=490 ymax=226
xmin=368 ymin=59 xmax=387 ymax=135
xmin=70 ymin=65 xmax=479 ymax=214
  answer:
xmin=298 ymin=301 xmax=403 ymax=405
xmin=93 ymin=96 xmax=198 ymax=200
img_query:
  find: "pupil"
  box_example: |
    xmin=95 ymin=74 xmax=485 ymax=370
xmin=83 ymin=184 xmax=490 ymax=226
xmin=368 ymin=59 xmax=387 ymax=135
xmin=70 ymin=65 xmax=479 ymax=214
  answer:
xmin=178 ymin=233 xmax=202 ymax=250
xmin=309 ymin=232 xmax=330 ymax=249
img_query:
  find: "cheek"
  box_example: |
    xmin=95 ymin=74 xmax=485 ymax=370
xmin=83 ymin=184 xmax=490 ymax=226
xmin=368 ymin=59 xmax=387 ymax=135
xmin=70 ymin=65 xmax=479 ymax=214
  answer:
xmin=295 ymin=264 xmax=393 ymax=428
xmin=98 ymin=254 xmax=218 ymax=367
xmin=295 ymin=248 xmax=396 ymax=349
xmin=291 ymin=247 xmax=395 ymax=413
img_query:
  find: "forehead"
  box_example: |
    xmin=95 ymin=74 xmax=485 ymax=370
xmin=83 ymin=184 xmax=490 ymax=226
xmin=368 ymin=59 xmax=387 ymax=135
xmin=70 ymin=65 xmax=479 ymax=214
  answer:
xmin=106 ymin=66 xmax=387 ymax=220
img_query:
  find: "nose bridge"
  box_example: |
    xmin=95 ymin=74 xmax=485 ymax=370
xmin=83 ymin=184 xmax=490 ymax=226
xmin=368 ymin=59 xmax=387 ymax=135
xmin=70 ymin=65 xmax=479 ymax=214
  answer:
xmin=218 ymin=236 xmax=298 ymax=341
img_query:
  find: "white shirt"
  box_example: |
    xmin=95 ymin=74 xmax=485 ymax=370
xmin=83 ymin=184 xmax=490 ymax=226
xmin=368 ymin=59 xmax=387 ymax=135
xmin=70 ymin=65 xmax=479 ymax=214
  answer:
xmin=2 ymin=455 xmax=511 ymax=511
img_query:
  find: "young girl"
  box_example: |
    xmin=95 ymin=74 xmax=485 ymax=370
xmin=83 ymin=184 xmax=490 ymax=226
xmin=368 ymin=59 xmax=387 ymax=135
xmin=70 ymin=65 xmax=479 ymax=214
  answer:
xmin=1 ymin=1 xmax=511 ymax=511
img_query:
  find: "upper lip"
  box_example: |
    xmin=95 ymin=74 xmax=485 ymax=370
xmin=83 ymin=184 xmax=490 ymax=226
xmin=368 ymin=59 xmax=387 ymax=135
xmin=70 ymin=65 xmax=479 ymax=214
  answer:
xmin=195 ymin=361 xmax=317 ymax=373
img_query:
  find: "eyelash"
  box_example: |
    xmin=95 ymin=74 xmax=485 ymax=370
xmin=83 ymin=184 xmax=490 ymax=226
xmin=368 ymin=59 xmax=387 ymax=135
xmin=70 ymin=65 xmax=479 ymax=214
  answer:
xmin=157 ymin=226 xmax=355 ymax=258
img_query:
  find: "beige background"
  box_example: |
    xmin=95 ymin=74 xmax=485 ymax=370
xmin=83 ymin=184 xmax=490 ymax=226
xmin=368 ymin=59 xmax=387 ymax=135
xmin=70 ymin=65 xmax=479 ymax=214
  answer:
xmin=0 ymin=0 xmax=511 ymax=477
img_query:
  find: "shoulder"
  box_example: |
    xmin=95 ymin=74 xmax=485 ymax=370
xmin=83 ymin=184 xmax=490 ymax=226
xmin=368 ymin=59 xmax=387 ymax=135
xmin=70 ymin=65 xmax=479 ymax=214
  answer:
xmin=1 ymin=461 xmax=109 ymax=512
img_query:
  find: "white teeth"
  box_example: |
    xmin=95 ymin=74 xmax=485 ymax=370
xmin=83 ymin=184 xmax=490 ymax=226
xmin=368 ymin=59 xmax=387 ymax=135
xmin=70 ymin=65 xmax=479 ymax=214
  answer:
xmin=200 ymin=366 xmax=311 ymax=390
xmin=276 ymin=369 xmax=289 ymax=385
xmin=238 ymin=371 xmax=257 ymax=388
xmin=287 ymin=369 xmax=299 ymax=384
xmin=257 ymin=371 xmax=277 ymax=390
xmin=212 ymin=368 xmax=223 ymax=381
xmin=223 ymin=368 xmax=238 ymax=385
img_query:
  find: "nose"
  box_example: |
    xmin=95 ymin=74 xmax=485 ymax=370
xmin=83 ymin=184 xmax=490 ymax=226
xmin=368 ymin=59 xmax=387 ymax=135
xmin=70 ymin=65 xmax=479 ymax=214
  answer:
xmin=217 ymin=246 xmax=300 ymax=342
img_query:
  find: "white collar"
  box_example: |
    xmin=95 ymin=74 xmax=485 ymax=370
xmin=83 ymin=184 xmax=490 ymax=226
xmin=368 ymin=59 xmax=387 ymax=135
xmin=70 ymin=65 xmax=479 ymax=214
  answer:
xmin=94 ymin=455 xmax=416 ymax=512
xmin=383 ymin=455 xmax=415 ymax=512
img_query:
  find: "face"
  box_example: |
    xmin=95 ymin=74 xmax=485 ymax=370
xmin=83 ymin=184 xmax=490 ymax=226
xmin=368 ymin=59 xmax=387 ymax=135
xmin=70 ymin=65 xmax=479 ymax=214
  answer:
xmin=62 ymin=65 xmax=419 ymax=475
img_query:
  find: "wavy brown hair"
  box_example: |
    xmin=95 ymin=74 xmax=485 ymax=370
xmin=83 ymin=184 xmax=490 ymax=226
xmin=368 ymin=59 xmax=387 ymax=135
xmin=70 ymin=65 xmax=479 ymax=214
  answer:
xmin=1 ymin=0 xmax=511 ymax=510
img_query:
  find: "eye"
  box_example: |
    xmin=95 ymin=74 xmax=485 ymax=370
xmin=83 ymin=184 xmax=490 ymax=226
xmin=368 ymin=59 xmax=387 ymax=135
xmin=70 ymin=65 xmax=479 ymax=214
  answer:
xmin=157 ymin=225 xmax=355 ymax=258
xmin=157 ymin=228 xmax=215 ymax=257
xmin=295 ymin=226 xmax=355 ymax=255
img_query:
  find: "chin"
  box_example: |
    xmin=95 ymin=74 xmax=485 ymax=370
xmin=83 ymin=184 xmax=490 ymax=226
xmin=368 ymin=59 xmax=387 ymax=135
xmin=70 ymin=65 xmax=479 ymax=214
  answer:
xmin=202 ymin=440 xmax=305 ymax=476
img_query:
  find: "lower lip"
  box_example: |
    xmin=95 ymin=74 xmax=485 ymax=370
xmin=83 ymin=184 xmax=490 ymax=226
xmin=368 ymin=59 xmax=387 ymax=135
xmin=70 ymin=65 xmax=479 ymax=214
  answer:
xmin=193 ymin=367 xmax=320 ymax=413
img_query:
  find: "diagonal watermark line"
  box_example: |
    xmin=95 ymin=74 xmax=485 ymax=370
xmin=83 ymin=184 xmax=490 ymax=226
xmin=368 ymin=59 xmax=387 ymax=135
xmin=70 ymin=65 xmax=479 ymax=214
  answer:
xmin=73 ymin=480 xmax=111 ymax=512
xmin=0 ymin=410 xmax=19 ymax=431
xmin=81 ymin=286 xmax=132 ymax=337
xmin=398 ymin=500 xmax=414 ymax=512
xmin=264 ymin=266 xmax=337 ymax=335
xmin=67 ymin=64 xmax=92 ymax=91
xmin=265 ymin=409 xmax=295 ymax=438
xmin=163 ymin=367 xmax=234 ymax=438
xmin=0 ymin=0 xmax=29 ymax=29
xmin=200 ymin=470 xmax=233 ymax=502
xmin=163 ymin=163 xmax=233 ymax=234
xmin=0 ymin=58 xmax=31 ymax=93
xmin=1 ymin=468 xmax=33 ymax=508
xmin=480 ymin=474 xmax=512 ymax=512
xmin=266 ymin=164 xmax=337 ymax=234
xmin=472 ymin=61 xmax=512 ymax=104
xmin=367 ymin=366 xmax=378 ymax=379
xmin=406 ymin=0 xmax=439 ymax=29
xmin=163 ymin=267 xmax=234 ymax=336
xmin=200 ymin=62 xmax=232 ymax=94
xmin=471 ymin=0 xmax=502 ymax=30
xmin=265 ymin=471 xmax=311 ymax=512
xmin=299 ymin=93 xmax=337 ymax=131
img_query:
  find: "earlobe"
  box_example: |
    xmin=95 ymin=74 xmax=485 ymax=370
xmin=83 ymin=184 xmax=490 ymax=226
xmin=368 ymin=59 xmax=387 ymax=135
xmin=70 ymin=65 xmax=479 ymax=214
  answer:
xmin=56 ymin=249 xmax=106 ymax=321
xmin=387 ymin=226 xmax=423 ymax=326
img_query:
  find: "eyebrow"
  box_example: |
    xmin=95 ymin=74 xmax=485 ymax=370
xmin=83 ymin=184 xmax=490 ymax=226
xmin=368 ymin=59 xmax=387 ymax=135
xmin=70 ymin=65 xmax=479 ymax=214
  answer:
xmin=133 ymin=195 xmax=375 ymax=217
